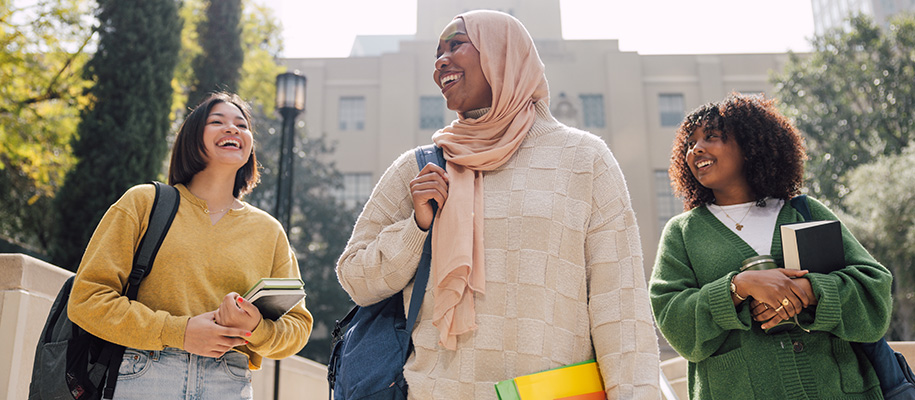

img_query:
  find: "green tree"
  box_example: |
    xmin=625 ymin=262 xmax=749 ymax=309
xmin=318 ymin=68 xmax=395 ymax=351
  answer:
xmin=51 ymin=0 xmax=182 ymax=269
xmin=185 ymin=0 xmax=243 ymax=109
xmin=839 ymin=144 xmax=915 ymax=340
xmin=774 ymin=14 xmax=915 ymax=204
xmin=0 ymin=0 xmax=94 ymax=252
xmin=173 ymin=0 xmax=282 ymax=116
xmin=245 ymin=110 xmax=358 ymax=363
xmin=236 ymin=1 xmax=284 ymax=114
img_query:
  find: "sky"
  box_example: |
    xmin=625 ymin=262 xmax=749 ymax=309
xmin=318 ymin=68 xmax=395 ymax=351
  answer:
xmin=255 ymin=0 xmax=816 ymax=58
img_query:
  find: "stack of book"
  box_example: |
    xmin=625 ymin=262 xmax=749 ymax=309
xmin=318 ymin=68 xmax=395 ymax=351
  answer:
xmin=242 ymin=277 xmax=306 ymax=320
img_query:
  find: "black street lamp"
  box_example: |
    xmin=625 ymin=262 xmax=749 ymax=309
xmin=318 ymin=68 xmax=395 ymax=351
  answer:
xmin=272 ymin=71 xmax=306 ymax=400
xmin=274 ymin=71 xmax=306 ymax=231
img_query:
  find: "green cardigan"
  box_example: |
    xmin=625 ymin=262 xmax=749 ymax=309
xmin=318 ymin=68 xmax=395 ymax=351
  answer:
xmin=650 ymin=197 xmax=892 ymax=399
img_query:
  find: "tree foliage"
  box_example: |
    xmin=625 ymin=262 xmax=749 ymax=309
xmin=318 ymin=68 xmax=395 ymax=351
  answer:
xmin=774 ymin=14 xmax=915 ymax=203
xmin=0 ymin=0 xmax=94 ymax=251
xmin=839 ymin=144 xmax=915 ymax=340
xmin=51 ymin=0 xmax=182 ymax=269
xmin=236 ymin=1 xmax=284 ymax=115
xmin=185 ymin=0 xmax=243 ymax=109
xmin=245 ymin=111 xmax=358 ymax=363
xmin=775 ymin=14 xmax=915 ymax=340
xmin=174 ymin=0 xmax=282 ymax=118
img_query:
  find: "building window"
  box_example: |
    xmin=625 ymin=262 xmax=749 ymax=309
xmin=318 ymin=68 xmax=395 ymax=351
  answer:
xmin=579 ymin=94 xmax=605 ymax=128
xmin=335 ymin=172 xmax=373 ymax=209
xmin=338 ymin=96 xmax=365 ymax=131
xmin=419 ymin=96 xmax=445 ymax=129
xmin=655 ymin=170 xmax=683 ymax=234
xmin=659 ymin=93 xmax=685 ymax=127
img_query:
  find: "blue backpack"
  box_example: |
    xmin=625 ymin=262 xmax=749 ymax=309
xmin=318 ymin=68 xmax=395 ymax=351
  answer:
xmin=791 ymin=195 xmax=915 ymax=399
xmin=327 ymin=145 xmax=445 ymax=400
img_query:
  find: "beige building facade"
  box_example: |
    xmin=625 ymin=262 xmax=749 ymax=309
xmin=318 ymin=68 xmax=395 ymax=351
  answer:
xmin=281 ymin=0 xmax=791 ymax=274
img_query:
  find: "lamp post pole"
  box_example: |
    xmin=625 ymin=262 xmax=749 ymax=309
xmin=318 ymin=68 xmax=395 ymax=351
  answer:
xmin=274 ymin=72 xmax=306 ymax=231
xmin=272 ymin=71 xmax=306 ymax=400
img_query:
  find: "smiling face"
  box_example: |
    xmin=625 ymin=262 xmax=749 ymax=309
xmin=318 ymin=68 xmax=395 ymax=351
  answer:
xmin=433 ymin=18 xmax=492 ymax=113
xmin=685 ymin=125 xmax=753 ymax=204
xmin=201 ymin=102 xmax=253 ymax=170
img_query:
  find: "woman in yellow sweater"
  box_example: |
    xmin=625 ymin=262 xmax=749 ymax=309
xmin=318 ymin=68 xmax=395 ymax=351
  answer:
xmin=68 ymin=92 xmax=313 ymax=399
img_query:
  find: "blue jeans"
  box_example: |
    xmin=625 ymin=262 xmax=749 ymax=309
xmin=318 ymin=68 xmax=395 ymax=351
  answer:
xmin=113 ymin=347 xmax=253 ymax=399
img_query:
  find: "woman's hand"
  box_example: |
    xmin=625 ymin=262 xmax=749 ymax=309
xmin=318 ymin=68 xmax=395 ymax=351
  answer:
xmin=410 ymin=162 xmax=449 ymax=230
xmin=732 ymin=269 xmax=814 ymax=328
xmin=214 ymin=292 xmax=262 ymax=332
xmin=184 ymin=311 xmax=252 ymax=358
xmin=748 ymin=276 xmax=818 ymax=328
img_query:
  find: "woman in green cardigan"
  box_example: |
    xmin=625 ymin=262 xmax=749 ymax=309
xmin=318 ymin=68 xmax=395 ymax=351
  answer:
xmin=650 ymin=93 xmax=892 ymax=399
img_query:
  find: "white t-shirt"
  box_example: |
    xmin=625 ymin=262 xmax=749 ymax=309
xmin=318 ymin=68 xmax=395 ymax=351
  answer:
xmin=708 ymin=198 xmax=785 ymax=256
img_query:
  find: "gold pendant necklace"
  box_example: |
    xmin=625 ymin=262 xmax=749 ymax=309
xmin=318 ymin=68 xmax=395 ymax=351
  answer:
xmin=204 ymin=206 xmax=232 ymax=215
xmin=718 ymin=204 xmax=752 ymax=231
xmin=198 ymin=200 xmax=240 ymax=215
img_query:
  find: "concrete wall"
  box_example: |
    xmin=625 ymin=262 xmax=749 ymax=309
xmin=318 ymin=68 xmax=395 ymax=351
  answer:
xmin=0 ymin=253 xmax=328 ymax=400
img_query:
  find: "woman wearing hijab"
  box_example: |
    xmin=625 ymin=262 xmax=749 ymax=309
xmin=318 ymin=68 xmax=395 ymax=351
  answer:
xmin=336 ymin=10 xmax=659 ymax=399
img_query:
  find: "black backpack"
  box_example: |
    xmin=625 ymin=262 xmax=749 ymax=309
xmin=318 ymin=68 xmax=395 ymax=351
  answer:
xmin=327 ymin=144 xmax=444 ymax=400
xmin=28 ymin=182 xmax=180 ymax=400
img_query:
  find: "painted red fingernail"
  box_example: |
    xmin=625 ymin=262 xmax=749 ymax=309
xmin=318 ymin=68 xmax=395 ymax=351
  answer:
xmin=245 ymin=332 xmax=252 ymax=337
xmin=245 ymin=341 xmax=249 ymax=345
xmin=237 ymin=297 xmax=244 ymax=303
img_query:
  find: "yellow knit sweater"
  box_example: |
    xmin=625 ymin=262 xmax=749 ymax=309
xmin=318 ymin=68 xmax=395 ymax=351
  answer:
xmin=337 ymin=102 xmax=660 ymax=399
xmin=69 ymin=183 xmax=312 ymax=369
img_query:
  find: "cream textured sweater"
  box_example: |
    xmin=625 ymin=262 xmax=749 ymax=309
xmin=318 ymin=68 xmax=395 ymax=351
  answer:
xmin=337 ymin=102 xmax=660 ymax=399
xmin=69 ymin=184 xmax=313 ymax=369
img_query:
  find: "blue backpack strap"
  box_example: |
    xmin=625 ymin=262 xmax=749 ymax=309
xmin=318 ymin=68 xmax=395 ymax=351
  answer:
xmin=414 ymin=144 xmax=445 ymax=172
xmin=407 ymin=144 xmax=445 ymax=333
xmin=790 ymin=194 xmax=813 ymax=222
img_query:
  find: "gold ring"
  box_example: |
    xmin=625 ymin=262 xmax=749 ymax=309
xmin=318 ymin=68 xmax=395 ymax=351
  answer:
xmin=782 ymin=298 xmax=790 ymax=307
xmin=774 ymin=305 xmax=784 ymax=312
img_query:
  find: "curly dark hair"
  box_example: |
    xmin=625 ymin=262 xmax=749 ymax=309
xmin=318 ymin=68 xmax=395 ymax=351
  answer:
xmin=669 ymin=93 xmax=806 ymax=210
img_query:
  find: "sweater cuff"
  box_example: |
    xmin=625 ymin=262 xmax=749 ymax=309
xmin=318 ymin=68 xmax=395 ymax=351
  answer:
xmin=805 ymin=273 xmax=841 ymax=331
xmin=162 ymin=315 xmax=190 ymax=349
xmin=404 ymin=211 xmax=431 ymax=250
xmin=247 ymin=318 xmax=275 ymax=348
xmin=709 ymin=272 xmax=750 ymax=331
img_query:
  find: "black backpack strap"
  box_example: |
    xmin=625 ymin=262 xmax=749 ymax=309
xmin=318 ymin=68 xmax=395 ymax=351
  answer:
xmin=126 ymin=182 xmax=180 ymax=300
xmin=103 ymin=182 xmax=179 ymax=399
xmin=790 ymin=194 xmax=813 ymax=222
xmin=406 ymin=145 xmax=445 ymax=333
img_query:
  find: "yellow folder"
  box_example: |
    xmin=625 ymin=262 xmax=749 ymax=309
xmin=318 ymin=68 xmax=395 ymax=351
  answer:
xmin=495 ymin=359 xmax=606 ymax=400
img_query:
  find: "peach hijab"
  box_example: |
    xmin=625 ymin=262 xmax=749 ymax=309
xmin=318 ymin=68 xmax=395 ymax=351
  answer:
xmin=430 ymin=10 xmax=549 ymax=350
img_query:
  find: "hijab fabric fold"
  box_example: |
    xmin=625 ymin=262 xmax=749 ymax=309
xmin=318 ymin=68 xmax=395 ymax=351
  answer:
xmin=430 ymin=10 xmax=550 ymax=350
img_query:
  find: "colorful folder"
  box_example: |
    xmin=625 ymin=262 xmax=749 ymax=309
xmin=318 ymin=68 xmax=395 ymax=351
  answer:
xmin=494 ymin=359 xmax=606 ymax=400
